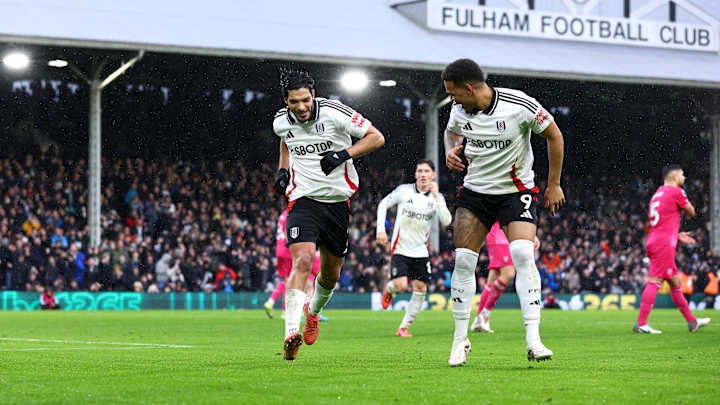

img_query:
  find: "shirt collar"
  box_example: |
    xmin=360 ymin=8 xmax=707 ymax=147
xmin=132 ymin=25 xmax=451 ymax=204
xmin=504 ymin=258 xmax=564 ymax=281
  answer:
xmin=480 ymin=85 xmax=498 ymax=116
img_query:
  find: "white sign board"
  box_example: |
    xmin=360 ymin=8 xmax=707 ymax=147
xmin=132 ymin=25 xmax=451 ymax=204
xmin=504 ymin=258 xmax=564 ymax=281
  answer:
xmin=427 ymin=0 xmax=719 ymax=52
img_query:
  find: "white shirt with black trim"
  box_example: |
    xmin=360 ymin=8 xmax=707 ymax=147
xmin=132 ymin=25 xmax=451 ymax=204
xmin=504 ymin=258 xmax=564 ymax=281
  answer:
xmin=273 ymin=97 xmax=372 ymax=202
xmin=376 ymin=183 xmax=452 ymax=258
xmin=446 ymin=86 xmax=554 ymax=195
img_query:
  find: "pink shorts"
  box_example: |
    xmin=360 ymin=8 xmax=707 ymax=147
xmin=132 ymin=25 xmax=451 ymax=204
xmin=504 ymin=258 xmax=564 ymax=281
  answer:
xmin=647 ymin=244 xmax=677 ymax=280
xmin=488 ymin=242 xmax=513 ymax=272
xmin=276 ymin=255 xmax=322 ymax=279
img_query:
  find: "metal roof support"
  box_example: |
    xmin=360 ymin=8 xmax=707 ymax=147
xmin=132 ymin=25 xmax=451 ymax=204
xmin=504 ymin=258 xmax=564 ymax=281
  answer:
xmin=711 ymin=114 xmax=720 ymax=254
xmin=67 ymin=51 xmax=144 ymax=248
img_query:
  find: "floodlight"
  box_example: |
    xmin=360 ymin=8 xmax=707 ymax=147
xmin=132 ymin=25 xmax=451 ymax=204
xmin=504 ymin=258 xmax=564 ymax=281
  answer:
xmin=341 ymin=72 xmax=368 ymax=91
xmin=2 ymin=52 xmax=30 ymax=70
xmin=379 ymin=80 xmax=397 ymax=87
xmin=48 ymin=59 xmax=68 ymax=68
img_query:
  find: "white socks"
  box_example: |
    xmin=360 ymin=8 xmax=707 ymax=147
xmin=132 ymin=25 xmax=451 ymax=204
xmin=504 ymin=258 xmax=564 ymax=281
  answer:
xmin=284 ymin=289 xmax=306 ymax=338
xmin=400 ymin=292 xmax=425 ymax=329
xmin=509 ymin=239 xmax=542 ymax=344
xmin=451 ymin=248 xmax=479 ymax=340
xmin=309 ymin=277 xmax=334 ymax=316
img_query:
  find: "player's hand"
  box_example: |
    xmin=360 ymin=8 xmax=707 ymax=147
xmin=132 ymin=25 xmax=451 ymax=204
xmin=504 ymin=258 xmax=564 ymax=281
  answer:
xmin=544 ymin=184 xmax=565 ymax=216
xmin=428 ymin=181 xmax=439 ymax=198
xmin=534 ymin=236 xmax=541 ymax=251
xmin=678 ymin=231 xmax=697 ymax=245
xmin=376 ymin=231 xmax=388 ymax=249
xmin=319 ymin=150 xmax=350 ymax=175
xmin=445 ymin=145 xmax=465 ymax=172
xmin=274 ymin=168 xmax=290 ymax=194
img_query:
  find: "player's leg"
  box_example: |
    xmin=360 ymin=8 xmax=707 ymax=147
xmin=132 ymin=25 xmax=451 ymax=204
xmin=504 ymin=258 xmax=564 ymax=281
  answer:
xmin=304 ymin=200 xmax=350 ymax=345
xmin=284 ymin=242 xmax=316 ymax=359
xmin=473 ymin=265 xmax=514 ymax=333
xmin=383 ymin=256 xmax=410 ymax=309
xmin=636 ymin=243 xmax=670 ymax=334
xmin=635 ymin=276 xmax=663 ymax=333
xmin=472 ymin=268 xmax=496 ymax=333
xmin=265 ymin=259 xmax=289 ymax=318
xmin=303 ymin=246 xmax=343 ymax=345
xmin=669 ymin=274 xmax=710 ymax=331
xmin=397 ymin=260 xmax=430 ymax=337
xmin=282 ymin=198 xmax=322 ymax=360
xmin=505 ymin=220 xmax=551 ymax=361
xmin=448 ymin=207 xmax=488 ymax=366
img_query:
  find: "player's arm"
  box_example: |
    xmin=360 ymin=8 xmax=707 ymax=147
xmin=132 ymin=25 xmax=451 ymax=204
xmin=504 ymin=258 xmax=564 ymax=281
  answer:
xmin=376 ymin=187 xmax=401 ymax=249
xmin=346 ymin=125 xmax=385 ymax=158
xmin=682 ymin=202 xmax=696 ymax=218
xmin=444 ymin=129 xmax=465 ymax=172
xmin=429 ymin=182 xmax=452 ymax=226
xmin=537 ymin=121 xmax=565 ymax=216
xmin=320 ymin=105 xmax=384 ymax=175
xmin=274 ymin=141 xmax=291 ymax=194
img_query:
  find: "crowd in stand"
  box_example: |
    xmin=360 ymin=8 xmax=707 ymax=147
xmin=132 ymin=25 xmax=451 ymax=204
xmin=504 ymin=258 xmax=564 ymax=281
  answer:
xmin=1 ymin=149 xmax=718 ymax=297
xmin=1 ymin=76 xmax=718 ymax=298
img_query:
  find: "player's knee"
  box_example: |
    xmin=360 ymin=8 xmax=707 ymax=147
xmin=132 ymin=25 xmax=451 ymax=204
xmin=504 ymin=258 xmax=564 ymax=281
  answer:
xmin=292 ymin=253 xmax=314 ymax=273
xmin=508 ymin=240 xmax=534 ymax=264
xmin=454 ymin=248 xmax=479 ymax=276
xmin=501 ymin=268 xmax=516 ymax=284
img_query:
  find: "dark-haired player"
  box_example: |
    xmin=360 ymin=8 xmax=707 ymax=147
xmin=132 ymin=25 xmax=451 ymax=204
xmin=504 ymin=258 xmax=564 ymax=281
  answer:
xmin=272 ymin=69 xmax=385 ymax=361
xmin=634 ymin=166 xmax=710 ymax=334
xmin=442 ymin=58 xmax=565 ymax=366
xmin=377 ymin=159 xmax=452 ymax=337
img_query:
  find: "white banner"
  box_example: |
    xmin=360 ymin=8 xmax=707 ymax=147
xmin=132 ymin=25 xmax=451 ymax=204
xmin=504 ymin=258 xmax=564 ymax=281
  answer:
xmin=427 ymin=1 xmax=719 ymax=52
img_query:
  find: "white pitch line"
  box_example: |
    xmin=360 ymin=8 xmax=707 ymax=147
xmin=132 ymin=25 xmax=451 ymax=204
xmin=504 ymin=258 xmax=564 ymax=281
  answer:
xmin=0 ymin=346 xmax=153 ymax=352
xmin=0 ymin=337 xmax=195 ymax=348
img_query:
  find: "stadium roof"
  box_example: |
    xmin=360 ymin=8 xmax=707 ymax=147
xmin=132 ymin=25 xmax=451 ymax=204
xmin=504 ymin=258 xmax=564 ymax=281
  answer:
xmin=1 ymin=0 xmax=720 ymax=88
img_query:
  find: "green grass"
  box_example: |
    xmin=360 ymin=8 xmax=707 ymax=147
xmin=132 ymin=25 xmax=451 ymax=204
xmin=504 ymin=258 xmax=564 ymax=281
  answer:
xmin=0 ymin=309 xmax=717 ymax=404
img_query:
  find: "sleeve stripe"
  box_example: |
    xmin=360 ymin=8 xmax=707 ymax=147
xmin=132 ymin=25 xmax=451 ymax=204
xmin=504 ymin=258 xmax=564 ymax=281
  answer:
xmin=497 ymin=91 xmax=538 ymax=109
xmin=497 ymin=95 xmax=536 ymax=114
xmin=318 ymin=102 xmax=352 ymax=117
xmin=318 ymin=100 xmax=354 ymax=115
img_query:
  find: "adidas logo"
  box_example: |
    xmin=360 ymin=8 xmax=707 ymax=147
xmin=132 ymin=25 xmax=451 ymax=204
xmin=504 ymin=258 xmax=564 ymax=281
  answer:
xmin=462 ymin=122 xmax=473 ymax=131
xmin=452 ymin=297 xmax=463 ymax=303
xmin=520 ymin=210 xmax=533 ymax=219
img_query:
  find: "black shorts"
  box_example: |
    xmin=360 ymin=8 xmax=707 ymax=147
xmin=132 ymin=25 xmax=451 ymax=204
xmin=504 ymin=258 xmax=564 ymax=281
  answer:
xmin=286 ymin=197 xmax=350 ymax=257
xmin=455 ymin=187 xmax=538 ymax=230
xmin=390 ymin=254 xmax=431 ymax=283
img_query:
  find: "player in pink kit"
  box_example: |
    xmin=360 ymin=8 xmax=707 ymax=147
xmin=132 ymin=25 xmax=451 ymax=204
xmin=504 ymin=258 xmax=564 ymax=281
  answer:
xmin=471 ymin=222 xmax=514 ymax=333
xmin=471 ymin=222 xmax=539 ymax=333
xmin=264 ymin=207 xmax=321 ymax=319
xmin=634 ymin=166 xmax=710 ymax=334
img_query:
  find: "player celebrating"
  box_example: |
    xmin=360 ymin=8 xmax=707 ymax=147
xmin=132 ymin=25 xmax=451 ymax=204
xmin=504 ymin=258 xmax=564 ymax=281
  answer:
xmin=634 ymin=166 xmax=710 ymax=334
xmin=442 ymin=59 xmax=565 ymax=366
xmin=272 ymin=69 xmax=385 ymax=361
xmin=377 ymin=159 xmax=452 ymax=337
xmin=264 ymin=206 xmax=323 ymax=320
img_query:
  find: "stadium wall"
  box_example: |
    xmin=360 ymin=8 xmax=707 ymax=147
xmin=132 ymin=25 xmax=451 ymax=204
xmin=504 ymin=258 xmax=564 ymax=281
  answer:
xmin=2 ymin=292 xmax=719 ymax=312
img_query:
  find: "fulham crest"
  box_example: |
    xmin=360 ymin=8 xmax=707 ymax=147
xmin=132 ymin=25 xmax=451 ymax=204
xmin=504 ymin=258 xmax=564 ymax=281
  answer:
xmin=290 ymin=227 xmax=300 ymax=239
xmin=496 ymin=120 xmax=506 ymax=133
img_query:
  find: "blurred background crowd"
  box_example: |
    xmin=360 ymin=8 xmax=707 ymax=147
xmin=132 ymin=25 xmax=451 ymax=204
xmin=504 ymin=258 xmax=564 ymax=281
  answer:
xmin=1 ymin=76 xmax=718 ymax=298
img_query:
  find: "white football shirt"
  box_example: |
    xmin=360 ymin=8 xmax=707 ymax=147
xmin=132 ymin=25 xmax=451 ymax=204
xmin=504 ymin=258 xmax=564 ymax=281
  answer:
xmin=273 ymin=97 xmax=372 ymax=202
xmin=376 ymin=183 xmax=452 ymax=258
xmin=446 ymin=86 xmax=554 ymax=195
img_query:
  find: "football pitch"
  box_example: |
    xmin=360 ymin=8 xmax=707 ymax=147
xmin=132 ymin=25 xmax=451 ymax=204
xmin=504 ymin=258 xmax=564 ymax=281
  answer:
xmin=0 ymin=309 xmax=717 ymax=404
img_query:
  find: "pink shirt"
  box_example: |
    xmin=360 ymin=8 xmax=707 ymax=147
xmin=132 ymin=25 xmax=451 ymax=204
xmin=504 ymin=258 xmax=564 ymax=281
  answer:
xmin=647 ymin=185 xmax=689 ymax=248
xmin=486 ymin=221 xmax=509 ymax=246
xmin=276 ymin=209 xmax=292 ymax=259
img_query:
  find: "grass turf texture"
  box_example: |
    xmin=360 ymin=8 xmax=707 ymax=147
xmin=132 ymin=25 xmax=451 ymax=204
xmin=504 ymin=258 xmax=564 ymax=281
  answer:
xmin=0 ymin=309 xmax=717 ymax=404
